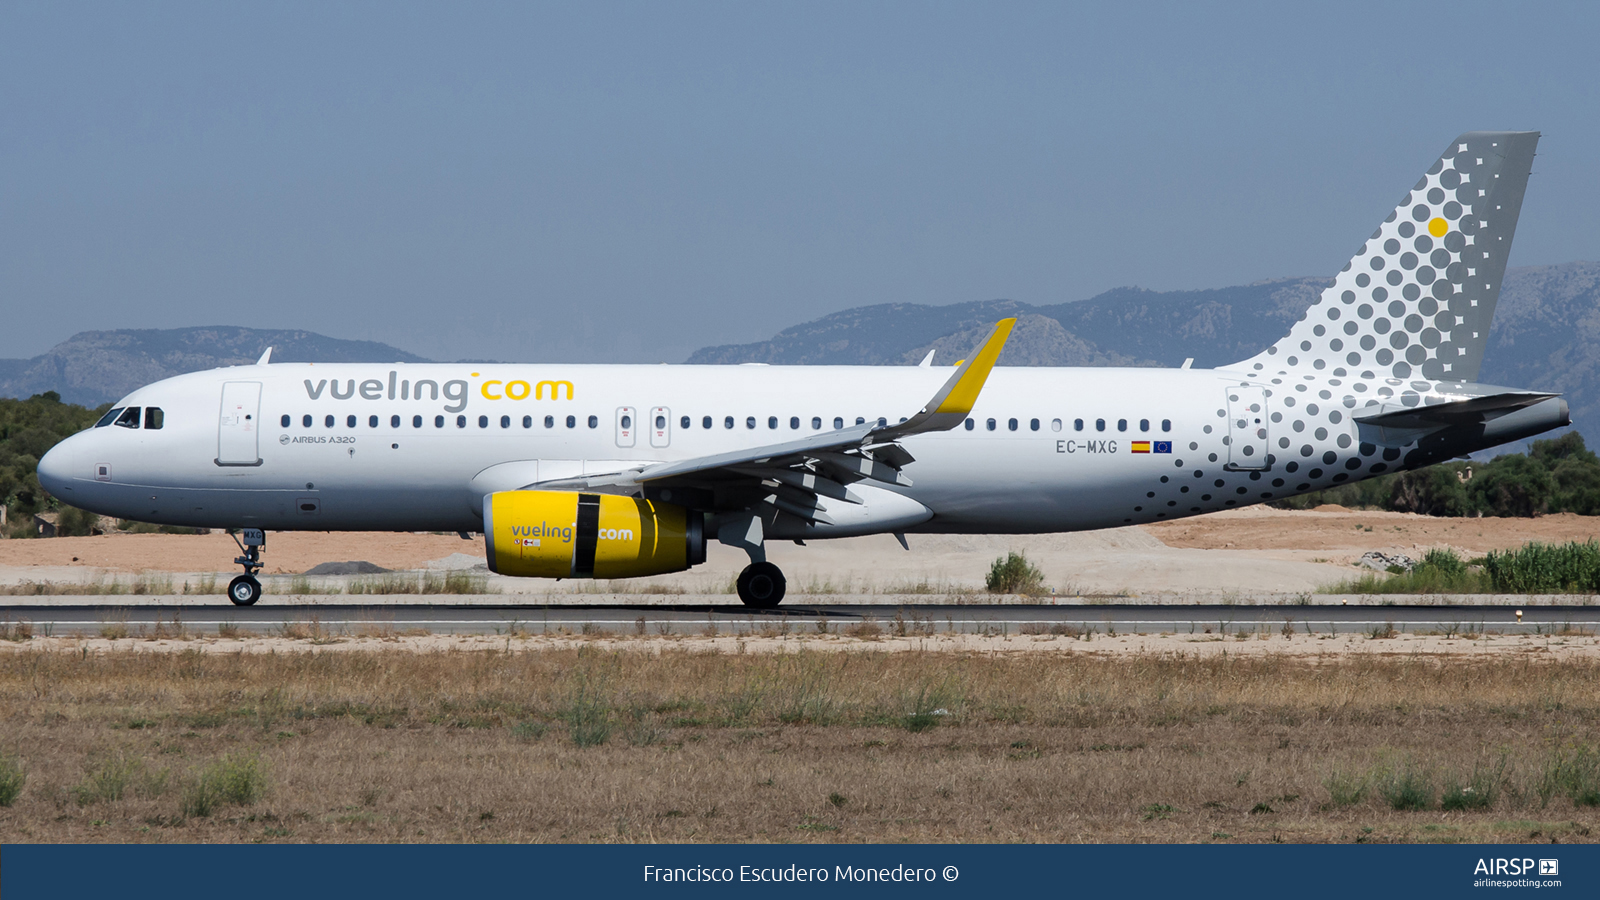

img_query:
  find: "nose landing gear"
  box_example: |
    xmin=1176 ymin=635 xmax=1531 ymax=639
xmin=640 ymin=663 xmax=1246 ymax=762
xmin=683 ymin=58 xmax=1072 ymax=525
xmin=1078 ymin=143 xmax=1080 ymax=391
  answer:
xmin=736 ymin=561 xmax=786 ymax=609
xmin=226 ymin=528 xmax=266 ymax=606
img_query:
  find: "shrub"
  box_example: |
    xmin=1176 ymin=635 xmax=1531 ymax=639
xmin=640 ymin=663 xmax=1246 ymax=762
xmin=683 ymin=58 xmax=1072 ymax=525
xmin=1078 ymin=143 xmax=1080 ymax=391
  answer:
xmin=182 ymin=752 xmax=267 ymax=818
xmin=0 ymin=754 xmax=24 ymax=806
xmin=1441 ymin=757 xmax=1504 ymax=811
xmin=1378 ymin=763 xmax=1433 ymax=811
xmin=1322 ymin=768 xmax=1368 ymax=807
xmin=55 ymin=505 xmax=101 ymax=537
xmin=1484 ymin=541 xmax=1600 ymax=593
xmin=986 ymin=552 xmax=1045 ymax=595
xmin=72 ymin=752 xmax=167 ymax=805
xmin=564 ymin=676 xmax=614 ymax=747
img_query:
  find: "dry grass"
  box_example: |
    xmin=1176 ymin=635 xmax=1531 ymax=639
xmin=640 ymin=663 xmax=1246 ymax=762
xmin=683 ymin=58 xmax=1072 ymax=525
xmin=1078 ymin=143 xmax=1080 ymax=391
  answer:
xmin=0 ymin=647 xmax=1596 ymax=843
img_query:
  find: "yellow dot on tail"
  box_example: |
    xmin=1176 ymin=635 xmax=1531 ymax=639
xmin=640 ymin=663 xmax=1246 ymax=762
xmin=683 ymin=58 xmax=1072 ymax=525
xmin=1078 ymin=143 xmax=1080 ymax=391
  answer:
xmin=1428 ymin=217 xmax=1448 ymax=238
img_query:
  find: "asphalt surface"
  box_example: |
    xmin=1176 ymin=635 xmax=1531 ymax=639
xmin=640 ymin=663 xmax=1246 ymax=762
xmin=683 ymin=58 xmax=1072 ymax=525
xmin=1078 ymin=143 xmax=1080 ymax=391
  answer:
xmin=2 ymin=602 xmax=1594 ymax=636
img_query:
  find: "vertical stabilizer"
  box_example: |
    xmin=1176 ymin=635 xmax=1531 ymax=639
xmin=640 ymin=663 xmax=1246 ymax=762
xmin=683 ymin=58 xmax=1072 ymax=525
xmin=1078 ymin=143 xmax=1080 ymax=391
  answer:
xmin=1231 ymin=131 xmax=1538 ymax=383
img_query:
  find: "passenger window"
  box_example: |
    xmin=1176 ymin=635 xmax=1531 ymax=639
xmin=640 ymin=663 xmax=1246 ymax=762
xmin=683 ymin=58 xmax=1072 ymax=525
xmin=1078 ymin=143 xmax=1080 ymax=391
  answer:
xmin=1051 ymin=418 xmax=1062 ymax=432
xmin=855 ymin=417 xmax=866 ymax=425
xmin=435 ymin=415 xmax=445 ymax=428
xmin=325 ymin=415 xmax=334 ymax=428
xmin=833 ymin=417 xmax=844 ymax=429
xmin=500 ymin=415 xmax=511 ymax=429
xmin=546 ymin=415 xmax=555 ymax=428
xmin=1029 ymin=418 xmax=1039 ymax=432
xmin=1139 ymin=418 xmax=1150 ymax=432
xmin=680 ymin=416 xmax=690 ymax=429
xmin=768 ymin=416 xmax=778 ymax=429
xmin=656 ymin=415 xmax=666 ymax=429
xmin=114 ymin=407 xmax=142 ymax=429
xmin=476 ymin=415 xmax=486 ymax=428
xmin=812 ymin=417 xmax=822 ymax=429
xmin=790 ymin=417 xmax=800 ymax=430
xmin=878 ymin=417 xmax=887 ymax=427
xmin=702 ymin=416 xmax=712 ymax=429
xmin=1074 ymin=418 xmax=1084 ymax=431
xmin=390 ymin=415 xmax=401 ymax=428
xmin=1096 ymin=419 xmax=1105 ymax=432
xmin=279 ymin=414 xmax=290 ymax=428
xmin=523 ymin=416 xmax=533 ymax=428
xmin=746 ymin=417 xmax=756 ymax=429
xmin=621 ymin=414 xmax=632 ymax=429
xmin=725 ymin=416 xmax=734 ymax=429
xmin=1117 ymin=419 xmax=1127 ymax=432
xmin=414 ymin=415 xmax=424 ymax=428
xmin=1008 ymin=418 xmax=1018 ymax=431
xmin=986 ymin=418 xmax=996 ymax=431
xmin=303 ymin=415 xmax=313 ymax=428
xmin=346 ymin=415 xmax=356 ymax=428
xmin=96 ymin=407 xmax=125 ymax=428
xmin=587 ymin=415 xmax=598 ymax=428
xmin=369 ymin=415 xmax=379 ymax=428
xmin=458 ymin=415 xmax=468 ymax=428
xmin=1162 ymin=419 xmax=1172 ymax=432
xmin=964 ymin=418 xmax=974 ymax=431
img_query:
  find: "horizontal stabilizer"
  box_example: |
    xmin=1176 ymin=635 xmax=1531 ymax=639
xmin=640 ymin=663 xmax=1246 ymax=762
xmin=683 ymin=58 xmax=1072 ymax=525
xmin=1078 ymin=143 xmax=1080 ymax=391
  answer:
xmin=1354 ymin=391 xmax=1558 ymax=429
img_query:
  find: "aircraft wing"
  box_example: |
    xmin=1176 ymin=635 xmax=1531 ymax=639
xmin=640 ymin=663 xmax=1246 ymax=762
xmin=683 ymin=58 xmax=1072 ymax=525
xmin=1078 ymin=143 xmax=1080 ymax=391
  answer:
xmin=531 ymin=318 xmax=1016 ymax=523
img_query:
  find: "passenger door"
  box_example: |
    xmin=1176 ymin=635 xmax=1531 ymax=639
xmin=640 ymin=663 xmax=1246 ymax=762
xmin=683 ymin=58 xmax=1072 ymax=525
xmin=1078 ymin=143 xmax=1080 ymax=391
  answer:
xmin=1225 ymin=385 xmax=1269 ymax=470
xmin=217 ymin=382 xmax=263 ymax=466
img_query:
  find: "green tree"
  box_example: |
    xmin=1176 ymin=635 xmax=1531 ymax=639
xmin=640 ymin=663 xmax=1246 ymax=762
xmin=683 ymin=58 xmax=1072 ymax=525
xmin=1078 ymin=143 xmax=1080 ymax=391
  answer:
xmin=1468 ymin=453 xmax=1557 ymax=517
xmin=1389 ymin=465 xmax=1471 ymax=516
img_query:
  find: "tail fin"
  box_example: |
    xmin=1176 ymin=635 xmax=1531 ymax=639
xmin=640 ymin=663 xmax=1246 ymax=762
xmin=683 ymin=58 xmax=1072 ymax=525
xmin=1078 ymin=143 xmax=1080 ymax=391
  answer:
xmin=1232 ymin=131 xmax=1538 ymax=383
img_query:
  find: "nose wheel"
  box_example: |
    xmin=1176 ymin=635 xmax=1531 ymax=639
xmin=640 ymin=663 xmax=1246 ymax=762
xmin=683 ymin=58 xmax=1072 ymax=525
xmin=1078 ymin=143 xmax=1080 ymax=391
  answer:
xmin=736 ymin=561 xmax=786 ymax=608
xmin=226 ymin=528 xmax=267 ymax=606
xmin=228 ymin=575 xmax=262 ymax=606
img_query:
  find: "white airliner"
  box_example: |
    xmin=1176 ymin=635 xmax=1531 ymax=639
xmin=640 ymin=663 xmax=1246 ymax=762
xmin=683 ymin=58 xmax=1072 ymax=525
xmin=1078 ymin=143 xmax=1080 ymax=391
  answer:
xmin=37 ymin=131 xmax=1566 ymax=607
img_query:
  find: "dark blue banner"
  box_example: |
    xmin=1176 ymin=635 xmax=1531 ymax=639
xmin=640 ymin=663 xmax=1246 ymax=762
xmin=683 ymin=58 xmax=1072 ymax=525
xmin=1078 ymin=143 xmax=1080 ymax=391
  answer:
xmin=3 ymin=843 xmax=1594 ymax=898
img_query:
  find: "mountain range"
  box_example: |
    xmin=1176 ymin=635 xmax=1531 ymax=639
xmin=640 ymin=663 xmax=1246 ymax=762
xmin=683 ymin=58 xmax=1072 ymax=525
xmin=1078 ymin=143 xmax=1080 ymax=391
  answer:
xmin=0 ymin=327 xmax=429 ymax=408
xmin=5 ymin=261 xmax=1596 ymax=439
xmin=689 ymin=262 xmax=1600 ymax=441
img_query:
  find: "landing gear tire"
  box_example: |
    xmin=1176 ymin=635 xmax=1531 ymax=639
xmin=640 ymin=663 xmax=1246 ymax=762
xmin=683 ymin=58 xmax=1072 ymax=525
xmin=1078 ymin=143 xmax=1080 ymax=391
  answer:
xmin=737 ymin=562 xmax=786 ymax=609
xmin=228 ymin=575 xmax=262 ymax=607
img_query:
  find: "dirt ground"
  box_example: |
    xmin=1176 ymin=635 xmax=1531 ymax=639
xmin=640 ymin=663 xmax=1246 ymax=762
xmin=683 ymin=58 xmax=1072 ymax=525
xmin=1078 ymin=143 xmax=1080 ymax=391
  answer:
xmin=3 ymin=508 xmax=1600 ymax=596
xmin=1147 ymin=506 xmax=1600 ymax=553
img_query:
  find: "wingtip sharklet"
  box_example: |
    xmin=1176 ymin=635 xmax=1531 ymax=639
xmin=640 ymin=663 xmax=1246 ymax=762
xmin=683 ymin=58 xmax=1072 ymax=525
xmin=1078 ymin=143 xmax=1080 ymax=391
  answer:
xmin=931 ymin=317 xmax=1015 ymax=416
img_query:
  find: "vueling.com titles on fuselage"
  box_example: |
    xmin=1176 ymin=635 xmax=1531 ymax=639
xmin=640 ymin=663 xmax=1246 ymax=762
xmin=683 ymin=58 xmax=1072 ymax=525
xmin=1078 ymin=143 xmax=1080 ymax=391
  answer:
xmin=301 ymin=371 xmax=575 ymax=413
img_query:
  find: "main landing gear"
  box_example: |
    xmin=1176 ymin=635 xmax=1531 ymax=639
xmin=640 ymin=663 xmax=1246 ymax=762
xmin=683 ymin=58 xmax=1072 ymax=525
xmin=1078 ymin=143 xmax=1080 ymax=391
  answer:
xmin=736 ymin=561 xmax=786 ymax=609
xmin=226 ymin=528 xmax=266 ymax=606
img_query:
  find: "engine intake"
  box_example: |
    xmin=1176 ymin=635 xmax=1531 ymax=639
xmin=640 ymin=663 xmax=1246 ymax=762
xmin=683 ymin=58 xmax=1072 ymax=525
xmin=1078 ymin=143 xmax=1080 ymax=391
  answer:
xmin=483 ymin=491 xmax=705 ymax=578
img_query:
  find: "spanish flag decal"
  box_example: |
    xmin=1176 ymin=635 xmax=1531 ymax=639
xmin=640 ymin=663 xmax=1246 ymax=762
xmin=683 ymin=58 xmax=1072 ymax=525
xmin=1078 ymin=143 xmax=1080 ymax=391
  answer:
xmin=1131 ymin=441 xmax=1151 ymax=453
xmin=1133 ymin=441 xmax=1174 ymax=454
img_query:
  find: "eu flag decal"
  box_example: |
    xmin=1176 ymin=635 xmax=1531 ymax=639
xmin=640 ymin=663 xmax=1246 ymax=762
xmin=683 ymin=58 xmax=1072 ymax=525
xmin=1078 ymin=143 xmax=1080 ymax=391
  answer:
xmin=1153 ymin=441 xmax=1173 ymax=454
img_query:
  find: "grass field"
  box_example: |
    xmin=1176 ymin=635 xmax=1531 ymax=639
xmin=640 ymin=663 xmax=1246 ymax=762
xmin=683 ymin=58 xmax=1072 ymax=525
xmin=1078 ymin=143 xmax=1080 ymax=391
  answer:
xmin=0 ymin=645 xmax=1597 ymax=843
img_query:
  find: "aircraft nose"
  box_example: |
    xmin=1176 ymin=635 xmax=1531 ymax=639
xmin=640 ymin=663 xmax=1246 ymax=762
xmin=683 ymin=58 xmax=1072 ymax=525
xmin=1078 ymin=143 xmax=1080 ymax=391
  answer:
xmin=36 ymin=438 xmax=78 ymax=499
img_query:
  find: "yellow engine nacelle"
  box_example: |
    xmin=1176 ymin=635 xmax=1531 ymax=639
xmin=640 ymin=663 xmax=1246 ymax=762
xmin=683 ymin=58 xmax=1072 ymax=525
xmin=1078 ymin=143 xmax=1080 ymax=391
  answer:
xmin=482 ymin=491 xmax=705 ymax=579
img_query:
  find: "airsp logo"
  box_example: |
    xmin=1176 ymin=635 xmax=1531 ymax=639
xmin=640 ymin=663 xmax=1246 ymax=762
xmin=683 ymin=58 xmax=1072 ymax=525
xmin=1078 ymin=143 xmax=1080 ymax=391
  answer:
xmin=1540 ymin=859 xmax=1559 ymax=877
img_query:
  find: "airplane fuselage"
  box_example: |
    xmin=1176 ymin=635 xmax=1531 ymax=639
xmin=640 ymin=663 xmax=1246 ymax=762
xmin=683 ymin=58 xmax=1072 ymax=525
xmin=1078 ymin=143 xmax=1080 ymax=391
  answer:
xmin=37 ymin=361 xmax=1567 ymax=537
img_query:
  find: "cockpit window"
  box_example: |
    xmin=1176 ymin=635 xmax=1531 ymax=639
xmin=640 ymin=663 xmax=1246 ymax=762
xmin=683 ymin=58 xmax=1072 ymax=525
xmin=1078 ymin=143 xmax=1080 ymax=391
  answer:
xmin=113 ymin=407 xmax=142 ymax=429
xmin=95 ymin=407 xmax=125 ymax=428
xmin=144 ymin=407 xmax=164 ymax=430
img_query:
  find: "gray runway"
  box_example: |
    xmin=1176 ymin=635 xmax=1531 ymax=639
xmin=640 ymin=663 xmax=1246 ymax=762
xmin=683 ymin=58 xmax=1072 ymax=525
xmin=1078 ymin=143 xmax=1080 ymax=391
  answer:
xmin=2 ymin=602 xmax=1594 ymax=637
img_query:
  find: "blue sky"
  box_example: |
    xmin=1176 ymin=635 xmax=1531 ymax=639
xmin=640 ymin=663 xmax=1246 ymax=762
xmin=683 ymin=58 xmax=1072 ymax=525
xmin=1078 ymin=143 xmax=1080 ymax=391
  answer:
xmin=3 ymin=1 xmax=1597 ymax=363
